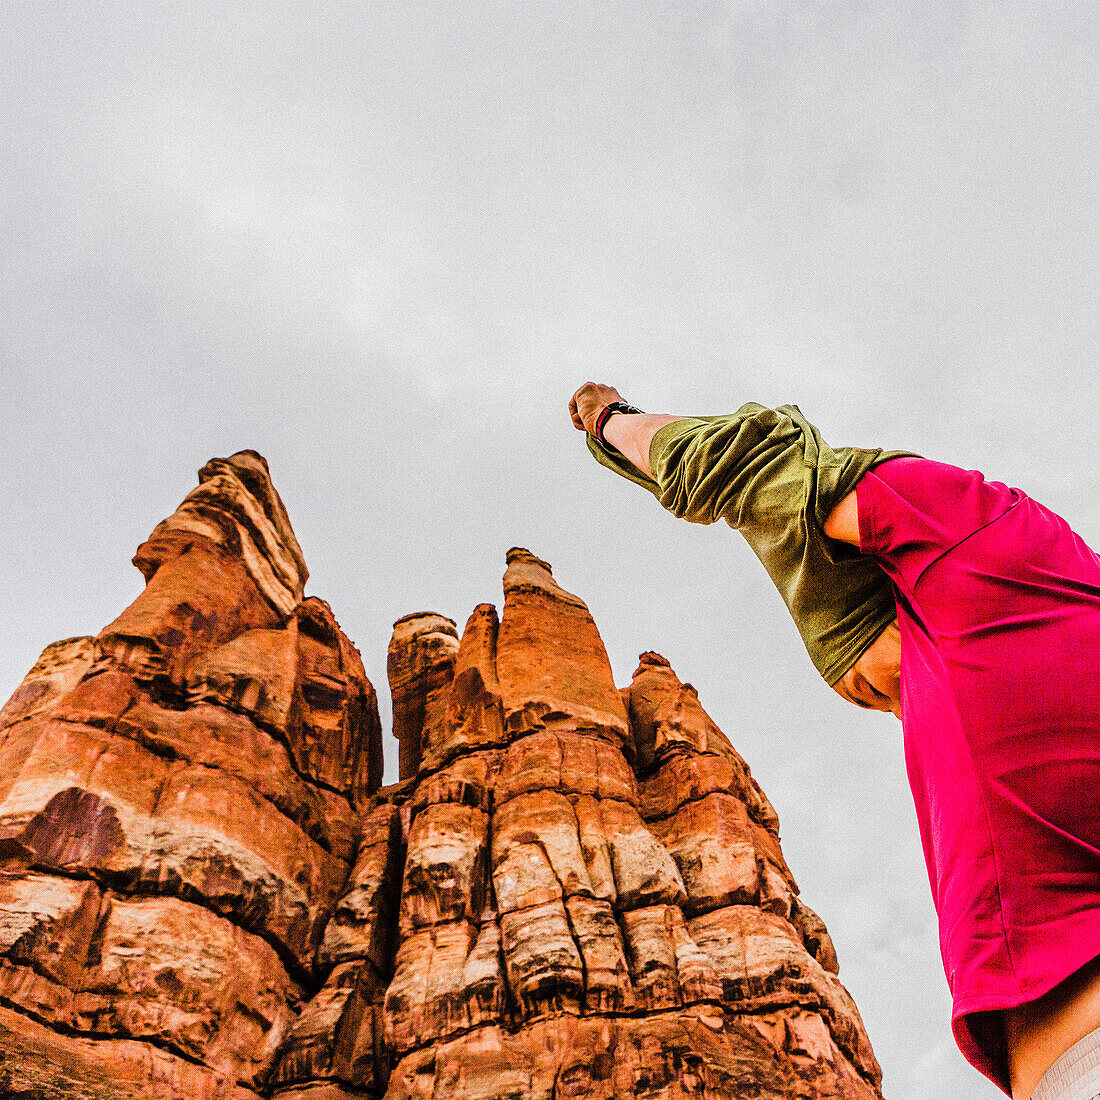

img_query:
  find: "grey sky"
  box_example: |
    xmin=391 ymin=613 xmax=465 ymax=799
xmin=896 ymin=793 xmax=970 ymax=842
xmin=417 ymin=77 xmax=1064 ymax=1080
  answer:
xmin=2 ymin=4 xmax=1097 ymax=1097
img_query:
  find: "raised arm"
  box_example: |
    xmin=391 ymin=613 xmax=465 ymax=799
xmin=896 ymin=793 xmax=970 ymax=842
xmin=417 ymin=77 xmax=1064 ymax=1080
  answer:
xmin=569 ymin=381 xmax=861 ymax=543
xmin=569 ymin=381 xmax=903 ymax=694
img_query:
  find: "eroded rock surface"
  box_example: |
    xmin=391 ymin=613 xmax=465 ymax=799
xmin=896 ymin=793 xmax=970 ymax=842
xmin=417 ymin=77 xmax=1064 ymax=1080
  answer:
xmin=0 ymin=453 xmax=882 ymax=1099
xmin=377 ymin=552 xmax=882 ymax=1100
xmin=0 ymin=452 xmax=380 ymax=1098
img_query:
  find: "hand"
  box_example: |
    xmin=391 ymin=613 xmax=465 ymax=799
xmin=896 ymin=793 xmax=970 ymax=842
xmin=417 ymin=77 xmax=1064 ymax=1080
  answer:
xmin=569 ymin=382 xmax=624 ymax=433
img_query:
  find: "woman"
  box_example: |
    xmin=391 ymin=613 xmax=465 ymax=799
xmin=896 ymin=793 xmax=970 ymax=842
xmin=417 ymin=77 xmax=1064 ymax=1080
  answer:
xmin=569 ymin=382 xmax=1100 ymax=1100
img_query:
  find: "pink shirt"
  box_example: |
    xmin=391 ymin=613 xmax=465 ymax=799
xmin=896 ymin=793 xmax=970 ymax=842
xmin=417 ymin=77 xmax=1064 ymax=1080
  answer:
xmin=858 ymin=457 xmax=1100 ymax=1094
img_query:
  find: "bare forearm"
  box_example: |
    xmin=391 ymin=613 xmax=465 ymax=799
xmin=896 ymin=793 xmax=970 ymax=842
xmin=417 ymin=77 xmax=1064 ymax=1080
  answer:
xmin=601 ymin=413 xmax=683 ymax=478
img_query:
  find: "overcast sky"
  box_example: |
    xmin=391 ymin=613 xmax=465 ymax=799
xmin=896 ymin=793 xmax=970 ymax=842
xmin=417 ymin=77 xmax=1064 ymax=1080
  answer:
xmin=2 ymin=4 xmax=1097 ymax=1097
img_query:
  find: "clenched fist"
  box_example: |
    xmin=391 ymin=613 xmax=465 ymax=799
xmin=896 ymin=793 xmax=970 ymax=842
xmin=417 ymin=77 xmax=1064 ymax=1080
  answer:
xmin=569 ymin=382 xmax=624 ymax=433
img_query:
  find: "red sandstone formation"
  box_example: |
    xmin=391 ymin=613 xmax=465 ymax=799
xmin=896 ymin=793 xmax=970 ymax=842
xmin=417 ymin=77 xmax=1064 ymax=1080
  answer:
xmin=0 ymin=453 xmax=883 ymax=1099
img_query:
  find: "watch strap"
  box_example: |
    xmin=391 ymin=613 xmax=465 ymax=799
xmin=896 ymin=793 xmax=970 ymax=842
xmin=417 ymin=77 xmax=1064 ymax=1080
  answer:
xmin=593 ymin=401 xmax=644 ymax=449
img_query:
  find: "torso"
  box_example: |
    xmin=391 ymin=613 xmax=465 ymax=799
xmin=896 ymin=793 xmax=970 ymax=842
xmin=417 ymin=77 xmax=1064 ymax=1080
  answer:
xmin=853 ymin=457 xmax=1100 ymax=1095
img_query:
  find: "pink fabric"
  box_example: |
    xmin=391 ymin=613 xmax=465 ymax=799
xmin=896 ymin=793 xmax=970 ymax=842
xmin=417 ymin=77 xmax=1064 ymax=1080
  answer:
xmin=857 ymin=457 xmax=1100 ymax=1095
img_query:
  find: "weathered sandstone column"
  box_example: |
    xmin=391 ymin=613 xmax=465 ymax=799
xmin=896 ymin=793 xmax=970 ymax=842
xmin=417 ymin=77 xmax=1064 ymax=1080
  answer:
xmin=0 ymin=452 xmax=380 ymax=1099
xmin=378 ymin=549 xmax=883 ymax=1100
xmin=387 ymin=613 xmax=459 ymax=781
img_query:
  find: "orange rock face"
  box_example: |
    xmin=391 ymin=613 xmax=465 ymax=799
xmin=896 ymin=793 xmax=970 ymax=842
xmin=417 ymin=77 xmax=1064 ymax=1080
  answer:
xmin=0 ymin=453 xmax=379 ymax=1098
xmin=0 ymin=453 xmax=883 ymax=1099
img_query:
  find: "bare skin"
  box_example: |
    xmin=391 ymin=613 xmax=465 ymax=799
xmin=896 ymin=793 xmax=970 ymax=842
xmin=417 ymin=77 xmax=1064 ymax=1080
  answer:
xmin=570 ymin=380 xmax=1100 ymax=1098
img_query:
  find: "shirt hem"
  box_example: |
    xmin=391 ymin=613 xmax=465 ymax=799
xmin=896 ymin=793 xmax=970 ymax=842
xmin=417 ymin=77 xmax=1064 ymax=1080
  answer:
xmin=951 ymin=916 xmax=1100 ymax=1096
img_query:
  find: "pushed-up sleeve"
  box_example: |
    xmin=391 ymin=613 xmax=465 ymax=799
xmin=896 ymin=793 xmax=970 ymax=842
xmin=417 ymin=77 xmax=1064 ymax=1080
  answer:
xmin=649 ymin=407 xmax=812 ymax=527
xmin=586 ymin=403 xmax=912 ymax=684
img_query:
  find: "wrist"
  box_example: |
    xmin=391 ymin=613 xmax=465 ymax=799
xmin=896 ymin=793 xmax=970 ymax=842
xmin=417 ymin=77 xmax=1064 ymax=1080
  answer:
xmin=593 ymin=401 xmax=644 ymax=449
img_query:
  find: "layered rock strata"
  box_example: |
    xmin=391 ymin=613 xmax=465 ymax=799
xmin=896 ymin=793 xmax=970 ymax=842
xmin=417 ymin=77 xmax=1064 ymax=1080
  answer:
xmin=0 ymin=453 xmax=380 ymax=1098
xmin=377 ymin=549 xmax=882 ymax=1100
xmin=0 ymin=453 xmax=883 ymax=1099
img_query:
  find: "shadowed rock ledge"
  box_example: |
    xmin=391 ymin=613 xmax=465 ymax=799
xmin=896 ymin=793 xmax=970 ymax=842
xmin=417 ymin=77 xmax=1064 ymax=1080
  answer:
xmin=0 ymin=451 xmax=883 ymax=1099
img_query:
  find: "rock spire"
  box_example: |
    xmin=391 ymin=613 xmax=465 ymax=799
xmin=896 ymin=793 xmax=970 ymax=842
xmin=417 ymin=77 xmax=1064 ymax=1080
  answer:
xmin=0 ymin=452 xmax=883 ymax=1099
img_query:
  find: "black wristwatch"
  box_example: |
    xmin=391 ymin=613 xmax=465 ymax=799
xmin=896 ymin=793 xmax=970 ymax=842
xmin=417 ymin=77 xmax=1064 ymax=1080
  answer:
xmin=593 ymin=401 xmax=644 ymax=449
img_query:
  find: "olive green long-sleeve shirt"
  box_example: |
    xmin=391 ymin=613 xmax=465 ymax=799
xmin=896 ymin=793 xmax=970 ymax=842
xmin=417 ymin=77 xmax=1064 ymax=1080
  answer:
xmin=587 ymin=404 xmax=914 ymax=685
